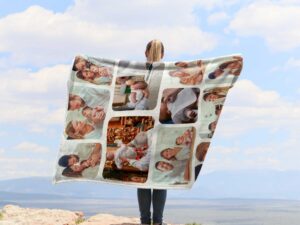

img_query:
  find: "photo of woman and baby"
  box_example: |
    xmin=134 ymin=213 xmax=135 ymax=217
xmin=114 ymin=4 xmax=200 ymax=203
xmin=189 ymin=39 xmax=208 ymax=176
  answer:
xmin=65 ymin=86 xmax=110 ymax=139
xmin=72 ymin=56 xmax=113 ymax=85
xmin=159 ymin=88 xmax=200 ymax=124
xmin=103 ymin=116 xmax=155 ymax=183
xmin=56 ymin=143 xmax=102 ymax=179
xmin=152 ymin=127 xmax=196 ymax=185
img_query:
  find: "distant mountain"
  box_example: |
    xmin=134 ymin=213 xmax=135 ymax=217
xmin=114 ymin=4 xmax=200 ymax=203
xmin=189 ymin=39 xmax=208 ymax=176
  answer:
xmin=0 ymin=170 xmax=299 ymax=200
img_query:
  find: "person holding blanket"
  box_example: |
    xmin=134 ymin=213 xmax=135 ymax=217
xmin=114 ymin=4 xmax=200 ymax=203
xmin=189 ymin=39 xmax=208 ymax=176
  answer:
xmin=137 ymin=40 xmax=167 ymax=225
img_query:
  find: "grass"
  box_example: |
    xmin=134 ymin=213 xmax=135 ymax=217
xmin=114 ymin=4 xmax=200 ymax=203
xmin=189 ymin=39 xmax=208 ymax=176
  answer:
xmin=75 ymin=217 xmax=85 ymax=224
xmin=0 ymin=212 xmax=3 ymax=220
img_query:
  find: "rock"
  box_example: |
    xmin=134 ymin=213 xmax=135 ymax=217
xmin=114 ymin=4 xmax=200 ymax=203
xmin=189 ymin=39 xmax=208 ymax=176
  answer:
xmin=0 ymin=205 xmax=84 ymax=225
xmin=0 ymin=205 xmax=180 ymax=225
xmin=80 ymin=213 xmax=140 ymax=225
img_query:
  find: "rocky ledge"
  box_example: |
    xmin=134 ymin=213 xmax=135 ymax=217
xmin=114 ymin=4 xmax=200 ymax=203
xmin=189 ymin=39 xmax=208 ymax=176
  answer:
xmin=0 ymin=205 xmax=179 ymax=225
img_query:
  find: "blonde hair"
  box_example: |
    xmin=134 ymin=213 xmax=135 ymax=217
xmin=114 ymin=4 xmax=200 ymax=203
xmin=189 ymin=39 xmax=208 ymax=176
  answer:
xmin=65 ymin=121 xmax=84 ymax=139
xmin=145 ymin=39 xmax=164 ymax=63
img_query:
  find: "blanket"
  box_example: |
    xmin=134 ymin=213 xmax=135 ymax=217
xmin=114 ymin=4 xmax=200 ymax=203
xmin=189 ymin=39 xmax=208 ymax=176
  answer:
xmin=53 ymin=54 xmax=243 ymax=189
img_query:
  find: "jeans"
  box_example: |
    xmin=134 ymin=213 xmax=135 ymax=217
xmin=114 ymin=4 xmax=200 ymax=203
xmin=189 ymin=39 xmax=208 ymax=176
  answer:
xmin=137 ymin=188 xmax=167 ymax=224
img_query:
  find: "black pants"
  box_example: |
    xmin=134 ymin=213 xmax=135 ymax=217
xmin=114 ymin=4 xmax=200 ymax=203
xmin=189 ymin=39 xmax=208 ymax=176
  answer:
xmin=137 ymin=188 xmax=167 ymax=224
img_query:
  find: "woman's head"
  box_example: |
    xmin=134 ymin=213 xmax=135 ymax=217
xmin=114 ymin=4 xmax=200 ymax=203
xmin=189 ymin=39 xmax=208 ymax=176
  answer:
xmin=65 ymin=120 xmax=91 ymax=139
xmin=155 ymin=161 xmax=174 ymax=172
xmin=160 ymin=148 xmax=177 ymax=161
xmin=145 ymin=39 xmax=164 ymax=62
xmin=196 ymin=142 xmax=210 ymax=161
xmin=203 ymin=92 xmax=224 ymax=102
xmin=76 ymin=70 xmax=95 ymax=80
xmin=68 ymin=94 xmax=85 ymax=110
xmin=176 ymin=135 xmax=185 ymax=145
xmin=72 ymin=56 xmax=87 ymax=71
xmin=62 ymin=166 xmax=82 ymax=177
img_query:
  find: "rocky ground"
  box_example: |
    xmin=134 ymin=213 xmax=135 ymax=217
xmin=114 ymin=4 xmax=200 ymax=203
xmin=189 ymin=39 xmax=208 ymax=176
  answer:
xmin=0 ymin=205 xmax=181 ymax=225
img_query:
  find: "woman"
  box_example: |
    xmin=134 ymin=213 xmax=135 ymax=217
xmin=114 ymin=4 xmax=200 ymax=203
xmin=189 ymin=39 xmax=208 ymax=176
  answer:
xmin=137 ymin=39 xmax=167 ymax=225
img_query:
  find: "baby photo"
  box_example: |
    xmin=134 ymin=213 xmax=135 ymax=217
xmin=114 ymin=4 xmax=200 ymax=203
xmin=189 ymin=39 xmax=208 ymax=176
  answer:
xmin=103 ymin=116 xmax=155 ymax=183
xmin=112 ymin=75 xmax=151 ymax=110
xmin=55 ymin=143 xmax=102 ymax=180
xmin=159 ymin=88 xmax=200 ymax=124
xmin=65 ymin=86 xmax=110 ymax=139
xmin=72 ymin=56 xmax=113 ymax=85
xmin=152 ymin=126 xmax=196 ymax=185
xmin=112 ymin=60 xmax=164 ymax=111
xmin=168 ymin=60 xmax=206 ymax=85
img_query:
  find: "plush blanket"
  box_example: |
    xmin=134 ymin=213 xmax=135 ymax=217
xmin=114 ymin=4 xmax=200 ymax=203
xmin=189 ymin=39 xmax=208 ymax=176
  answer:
xmin=53 ymin=54 xmax=243 ymax=189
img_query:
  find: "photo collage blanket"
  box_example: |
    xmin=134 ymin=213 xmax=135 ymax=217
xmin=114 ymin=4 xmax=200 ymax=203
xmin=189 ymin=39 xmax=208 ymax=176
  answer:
xmin=53 ymin=54 xmax=243 ymax=189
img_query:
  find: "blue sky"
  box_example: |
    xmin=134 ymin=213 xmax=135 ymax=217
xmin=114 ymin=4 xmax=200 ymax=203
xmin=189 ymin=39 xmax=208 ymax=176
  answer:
xmin=0 ymin=0 xmax=300 ymax=179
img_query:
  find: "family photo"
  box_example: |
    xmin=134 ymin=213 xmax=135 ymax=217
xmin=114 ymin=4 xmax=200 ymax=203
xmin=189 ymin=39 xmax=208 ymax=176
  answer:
xmin=65 ymin=86 xmax=110 ymax=139
xmin=208 ymin=56 xmax=243 ymax=80
xmin=197 ymin=86 xmax=232 ymax=139
xmin=71 ymin=56 xmax=113 ymax=85
xmin=168 ymin=60 xmax=206 ymax=85
xmin=55 ymin=143 xmax=102 ymax=180
xmin=152 ymin=126 xmax=196 ymax=185
xmin=159 ymin=88 xmax=200 ymax=124
xmin=103 ymin=116 xmax=155 ymax=183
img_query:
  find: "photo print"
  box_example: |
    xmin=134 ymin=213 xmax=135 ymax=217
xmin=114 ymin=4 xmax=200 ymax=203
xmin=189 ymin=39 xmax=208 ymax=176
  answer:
xmin=71 ymin=56 xmax=114 ymax=85
xmin=198 ymin=86 xmax=231 ymax=139
xmin=152 ymin=126 xmax=196 ymax=185
xmin=168 ymin=60 xmax=206 ymax=85
xmin=55 ymin=142 xmax=102 ymax=180
xmin=65 ymin=86 xmax=110 ymax=139
xmin=103 ymin=116 xmax=155 ymax=183
xmin=194 ymin=141 xmax=210 ymax=180
xmin=112 ymin=60 xmax=164 ymax=111
xmin=159 ymin=88 xmax=200 ymax=124
xmin=207 ymin=56 xmax=243 ymax=80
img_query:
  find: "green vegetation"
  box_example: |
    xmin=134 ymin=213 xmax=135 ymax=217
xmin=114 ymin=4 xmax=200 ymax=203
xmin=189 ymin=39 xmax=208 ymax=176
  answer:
xmin=0 ymin=212 xmax=3 ymax=220
xmin=75 ymin=217 xmax=85 ymax=224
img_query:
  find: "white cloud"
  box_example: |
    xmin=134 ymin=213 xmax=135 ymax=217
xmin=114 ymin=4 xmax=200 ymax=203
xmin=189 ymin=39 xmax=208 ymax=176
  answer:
xmin=197 ymin=0 xmax=240 ymax=10
xmin=0 ymin=3 xmax=218 ymax=67
xmin=284 ymin=57 xmax=300 ymax=69
xmin=216 ymin=79 xmax=300 ymax=137
xmin=228 ymin=1 xmax=300 ymax=51
xmin=0 ymin=156 xmax=51 ymax=179
xmin=14 ymin=142 xmax=49 ymax=153
xmin=0 ymin=64 xmax=68 ymax=126
xmin=207 ymin=12 xmax=229 ymax=24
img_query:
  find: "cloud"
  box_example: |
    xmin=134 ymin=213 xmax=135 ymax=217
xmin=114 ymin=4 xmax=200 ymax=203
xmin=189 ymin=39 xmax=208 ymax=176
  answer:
xmin=0 ymin=156 xmax=50 ymax=179
xmin=14 ymin=142 xmax=49 ymax=153
xmin=197 ymin=0 xmax=241 ymax=10
xmin=0 ymin=64 xmax=68 ymax=126
xmin=0 ymin=3 xmax=218 ymax=67
xmin=284 ymin=57 xmax=300 ymax=69
xmin=216 ymin=79 xmax=300 ymax=137
xmin=228 ymin=1 xmax=300 ymax=51
xmin=207 ymin=12 xmax=229 ymax=24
